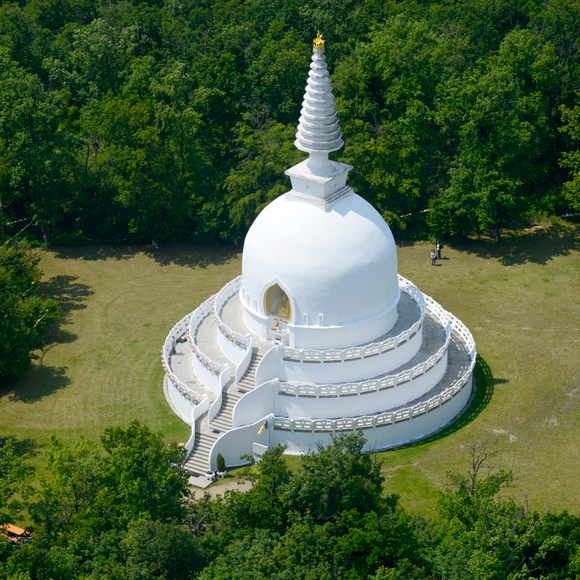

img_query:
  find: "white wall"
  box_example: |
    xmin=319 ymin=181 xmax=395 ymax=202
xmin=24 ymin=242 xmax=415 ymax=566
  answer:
xmin=184 ymin=397 xmax=210 ymax=454
xmin=274 ymin=350 xmax=448 ymax=418
xmin=217 ymin=331 xmax=247 ymax=366
xmin=209 ymin=416 xmax=271 ymax=470
xmin=235 ymin=338 xmax=253 ymax=383
xmin=166 ymin=378 xmax=196 ymax=425
xmin=192 ymin=355 xmax=227 ymax=396
xmin=287 ymin=300 xmax=398 ymax=349
xmin=255 ymin=345 xmax=280 ymax=386
xmin=208 ymin=367 xmax=231 ymax=423
xmin=243 ymin=297 xmax=399 ymax=349
xmin=232 ymin=379 xmax=277 ymax=428
xmin=273 ymin=376 xmax=472 ymax=454
xmin=280 ymin=327 xmax=422 ymax=383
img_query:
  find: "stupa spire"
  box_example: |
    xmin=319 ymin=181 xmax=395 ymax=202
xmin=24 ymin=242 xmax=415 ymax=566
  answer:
xmin=295 ymin=33 xmax=343 ymax=172
xmin=285 ymin=34 xmax=353 ymax=208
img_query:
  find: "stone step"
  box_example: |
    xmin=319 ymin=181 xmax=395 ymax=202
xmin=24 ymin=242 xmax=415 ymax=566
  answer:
xmin=182 ymin=347 xmax=265 ymax=477
xmin=194 ymin=442 xmax=213 ymax=452
xmin=188 ymin=453 xmax=210 ymax=463
xmin=212 ymin=416 xmax=231 ymax=424
xmin=184 ymin=463 xmax=209 ymax=476
xmin=186 ymin=451 xmax=210 ymax=463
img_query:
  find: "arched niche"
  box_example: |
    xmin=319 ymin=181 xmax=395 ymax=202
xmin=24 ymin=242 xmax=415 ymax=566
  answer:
xmin=264 ymin=284 xmax=292 ymax=321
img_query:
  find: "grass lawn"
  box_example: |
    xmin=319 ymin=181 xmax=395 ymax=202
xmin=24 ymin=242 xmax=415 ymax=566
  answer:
xmin=0 ymin=228 xmax=578 ymax=514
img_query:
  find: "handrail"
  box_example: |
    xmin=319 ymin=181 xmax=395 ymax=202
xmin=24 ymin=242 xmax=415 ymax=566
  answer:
xmin=214 ymin=276 xmax=251 ymax=350
xmin=184 ymin=395 xmax=210 ymax=456
xmin=208 ymin=367 xmax=231 ymax=423
xmin=281 ymin=275 xmax=425 ymax=363
xmin=235 ymin=337 xmax=254 ymax=383
xmin=161 ymin=312 xmax=201 ymax=403
xmin=273 ymin=312 xmax=477 ymax=433
xmin=278 ymin=298 xmax=451 ymax=398
xmin=186 ymin=295 xmax=227 ymax=376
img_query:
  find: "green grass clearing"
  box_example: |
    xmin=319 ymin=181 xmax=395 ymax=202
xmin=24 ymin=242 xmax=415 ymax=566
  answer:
xmin=0 ymin=228 xmax=578 ymax=514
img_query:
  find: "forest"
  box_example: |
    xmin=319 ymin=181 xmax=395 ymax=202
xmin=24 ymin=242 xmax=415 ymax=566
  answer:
xmin=0 ymin=0 xmax=577 ymax=246
xmin=0 ymin=428 xmax=578 ymax=578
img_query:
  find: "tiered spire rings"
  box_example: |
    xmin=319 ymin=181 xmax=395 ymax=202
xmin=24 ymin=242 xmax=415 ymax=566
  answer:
xmin=294 ymin=33 xmax=343 ymax=158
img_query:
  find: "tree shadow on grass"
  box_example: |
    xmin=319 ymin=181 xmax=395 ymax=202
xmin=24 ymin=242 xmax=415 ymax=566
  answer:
xmin=0 ymin=434 xmax=40 ymax=462
xmin=40 ymin=275 xmax=94 ymax=345
xmin=450 ymin=229 xmax=578 ymax=267
xmin=0 ymin=365 xmax=70 ymax=403
xmin=50 ymin=243 xmax=241 ymax=269
xmin=12 ymin=436 xmax=40 ymax=460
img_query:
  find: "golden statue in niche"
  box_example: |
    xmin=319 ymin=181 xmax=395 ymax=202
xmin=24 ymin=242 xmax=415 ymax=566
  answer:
xmin=265 ymin=284 xmax=292 ymax=321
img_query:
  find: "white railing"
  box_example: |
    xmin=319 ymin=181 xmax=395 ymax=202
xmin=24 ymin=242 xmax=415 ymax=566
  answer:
xmin=184 ymin=395 xmax=210 ymax=455
xmin=235 ymin=338 xmax=254 ymax=383
xmin=273 ymin=313 xmax=477 ymax=433
xmin=214 ymin=276 xmax=251 ymax=350
xmin=208 ymin=367 xmax=231 ymax=423
xmin=281 ymin=275 xmax=425 ymax=363
xmin=186 ymin=295 xmax=227 ymax=376
xmin=278 ymin=298 xmax=451 ymax=398
xmin=161 ymin=312 xmax=202 ymax=404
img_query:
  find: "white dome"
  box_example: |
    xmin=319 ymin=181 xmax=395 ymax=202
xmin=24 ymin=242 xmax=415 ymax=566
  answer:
xmin=241 ymin=192 xmax=399 ymax=347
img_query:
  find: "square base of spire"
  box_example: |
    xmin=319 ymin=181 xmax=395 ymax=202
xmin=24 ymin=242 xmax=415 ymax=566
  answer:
xmin=284 ymin=159 xmax=352 ymax=202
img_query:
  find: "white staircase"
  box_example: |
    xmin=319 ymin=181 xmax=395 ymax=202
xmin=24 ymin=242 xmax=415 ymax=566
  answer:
xmin=182 ymin=349 xmax=263 ymax=476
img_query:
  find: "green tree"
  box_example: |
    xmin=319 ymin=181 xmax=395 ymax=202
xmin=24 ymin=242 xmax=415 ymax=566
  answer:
xmin=224 ymin=120 xmax=301 ymax=242
xmin=558 ymin=104 xmax=580 ymax=211
xmin=430 ymin=30 xmax=559 ymax=239
xmin=428 ymin=441 xmax=580 ymax=579
xmin=120 ymin=520 xmax=200 ymax=579
xmin=284 ymin=432 xmax=384 ymax=523
xmin=0 ymin=242 xmax=60 ymax=381
xmin=0 ymin=437 xmax=31 ymax=527
xmin=0 ymin=48 xmax=72 ymax=241
xmin=100 ymin=421 xmax=188 ymax=524
xmin=29 ymin=435 xmax=107 ymax=539
xmin=334 ymin=15 xmax=449 ymax=233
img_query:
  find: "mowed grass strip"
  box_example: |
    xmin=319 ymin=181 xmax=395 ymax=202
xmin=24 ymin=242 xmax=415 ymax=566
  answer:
xmin=0 ymin=230 xmax=578 ymax=514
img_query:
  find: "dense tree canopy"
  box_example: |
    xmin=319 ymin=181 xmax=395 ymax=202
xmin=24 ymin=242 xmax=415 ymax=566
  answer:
xmin=0 ymin=0 xmax=577 ymax=244
xmin=0 ymin=242 xmax=60 ymax=381
xmin=1 ymin=430 xmax=578 ymax=578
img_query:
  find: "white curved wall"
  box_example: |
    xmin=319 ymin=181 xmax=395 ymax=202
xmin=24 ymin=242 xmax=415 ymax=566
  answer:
xmin=192 ymin=356 xmax=227 ymax=396
xmin=166 ymin=378 xmax=196 ymax=425
xmin=280 ymin=327 xmax=422 ymax=383
xmin=232 ymin=379 xmax=277 ymax=428
xmin=272 ymin=376 xmax=472 ymax=454
xmin=217 ymin=331 xmax=247 ymax=366
xmin=235 ymin=340 xmax=254 ymax=383
xmin=255 ymin=345 xmax=281 ymax=386
xmin=275 ymin=350 xmax=448 ymax=418
xmin=209 ymin=416 xmax=271 ymax=470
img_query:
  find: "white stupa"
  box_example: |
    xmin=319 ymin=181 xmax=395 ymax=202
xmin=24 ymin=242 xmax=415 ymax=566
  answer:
xmin=162 ymin=34 xmax=477 ymax=476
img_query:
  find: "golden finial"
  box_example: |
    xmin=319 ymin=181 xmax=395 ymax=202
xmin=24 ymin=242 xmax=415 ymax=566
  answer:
xmin=313 ymin=31 xmax=325 ymax=49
